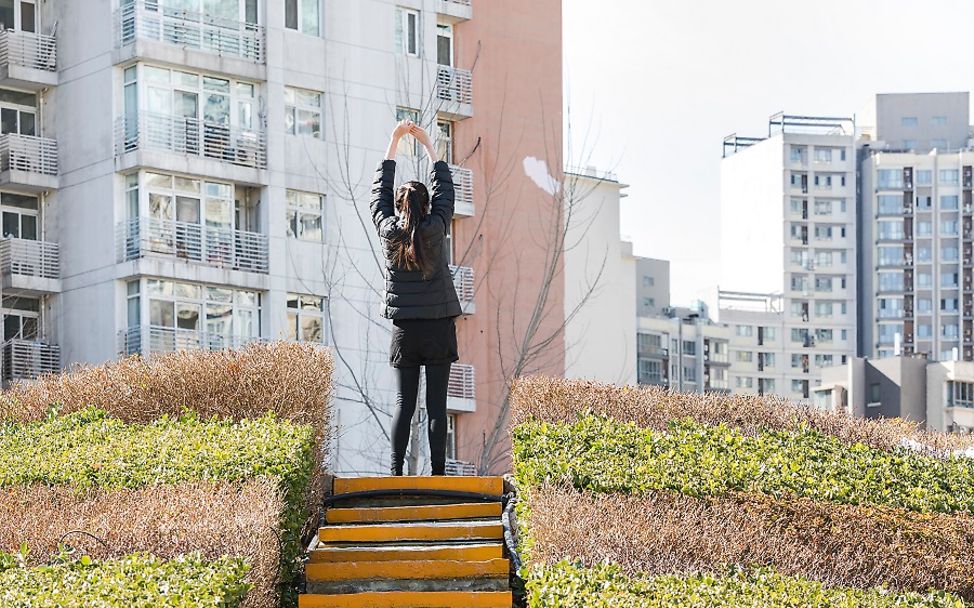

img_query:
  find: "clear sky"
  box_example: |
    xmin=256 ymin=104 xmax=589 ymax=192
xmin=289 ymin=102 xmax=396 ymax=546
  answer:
xmin=563 ymin=0 xmax=974 ymax=311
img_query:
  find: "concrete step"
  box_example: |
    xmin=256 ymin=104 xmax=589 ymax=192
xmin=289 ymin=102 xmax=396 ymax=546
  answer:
xmin=298 ymin=590 xmax=513 ymax=607
xmin=309 ymin=542 xmax=505 ymax=563
xmin=326 ymin=503 xmax=503 ymax=524
xmin=332 ymin=476 xmax=504 ymax=497
xmin=306 ymin=576 xmax=511 ymax=595
xmin=306 ymin=558 xmax=509 ymax=583
xmin=319 ymin=519 xmax=503 ymax=544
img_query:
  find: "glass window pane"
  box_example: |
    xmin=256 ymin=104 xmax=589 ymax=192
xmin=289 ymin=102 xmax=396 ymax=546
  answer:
xmin=18 ymin=111 xmax=34 ymax=136
xmin=285 ymin=0 xmax=297 ymax=29
xmin=173 ymin=282 xmax=200 ymax=299
xmin=300 ymin=213 xmax=322 ymax=241
xmin=127 ymin=295 xmax=140 ymax=328
xmin=204 ymin=93 xmax=230 ymax=124
xmin=236 ymin=290 xmax=258 ymax=308
xmin=174 ymin=176 xmax=201 ymax=193
xmin=3 ymin=314 xmax=18 ymax=341
xmin=1 ymin=211 xmax=17 ymax=238
xmin=20 ymin=214 xmax=36 ymax=240
xmin=207 ymin=286 xmax=233 ymax=303
xmin=149 ymin=300 xmax=175 ymax=327
xmin=205 ymin=198 xmax=232 ymax=228
xmin=175 ymin=71 xmax=200 ymax=89
xmin=176 ymin=303 xmax=200 ymax=330
xmin=301 ymin=295 xmax=322 ymax=310
xmin=144 ymin=66 xmax=171 ymax=84
xmin=301 ymin=316 xmax=322 ymax=342
xmin=149 ymin=194 xmax=174 ymax=219
xmin=302 ymin=0 xmax=319 ymax=35
xmin=287 ymin=294 xmax=300 ymax=309
xmin=176 ymin=196 xmax=201 ymax=223
xmin=20 ymin=2 xmax=35 ymax=33
xmin=287 ymin=312 xmax=299 ymax=341
xmin=0 ymin=0 xmax=13 ymax=31
xmin=147 ymin=87 xmax=172 ymax=115
xmin=1 ymin=108 xmax=16 ymax=134
xmin=297 ymin=109 xmax=320 ymax=137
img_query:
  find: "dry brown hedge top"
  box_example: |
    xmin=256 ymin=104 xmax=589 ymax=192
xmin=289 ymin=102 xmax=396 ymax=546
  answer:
xmin=525 ymin=484 xmax=974 ymax=599
xmin=0 ymin=480 xmax=283 ymax=608
xmin=0 ymin=342 xmax=333 ymax=433
xmin=510 ymin=375 xmax=974 ymax=454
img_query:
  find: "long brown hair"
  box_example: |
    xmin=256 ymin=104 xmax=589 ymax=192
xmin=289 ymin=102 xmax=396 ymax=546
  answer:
xmin=392 ymin=180 xmax=433 ymax=277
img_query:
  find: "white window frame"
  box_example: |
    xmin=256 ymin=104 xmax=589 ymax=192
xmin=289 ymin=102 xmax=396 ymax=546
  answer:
xmin=436 ymin=119 xmax=453 ymax=164
xmin=437 ymin=22 xmax=454 ymax=67
xmin=287 ymin=293 xmax=327 ymax=343
xmin=397 ymin=7 xmax=420 ymax=57
xmin=396 ymin=107 xmax=421 ymax=157
xmin=286 ymin=189 xmax=324 ymax=242
xmin=0 ymin=0 xmax=36 ymax=33
xmin=2 ymin=296 xmax=39 ymax=341
xmin=285 ymin=86 xmax=323 ymax=138
xmin=285 ymin=0 xmax=321 ymax=35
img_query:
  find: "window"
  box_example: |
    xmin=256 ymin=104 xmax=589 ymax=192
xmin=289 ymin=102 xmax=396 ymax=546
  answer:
xmin=869 ymin=382 xmax=880 ymax=403
xmin=396 ymin=7 xmax=420 ymax=56
xmin=142 ymin=279 xmax=260 ymax=347
xmin=790 ymin=145 xmax=805 ymax=163
xmin=735 ymin=351 xmax=753 ymax=363
xmin=287 ymin=294 xmax=326 ymax=343
xmin=932 ymin=139 xmax=949 ymax=150
xmin=757 ymin=352 xmax=774 ymax=367
xmin=877 ymin=245 xmax=903 ymax=267
xmin=0 ymin=192 xmax=37 ymax=240
xmin=286 ymin=190 xmax=323 ymax=241
xmin=285 ymin=0 xmax=320 ymax=35
xmin=876 ymin=220 xmax=904 ymax=240
xmin=814 ymin=276 xmax=833 ymax=292
xmin=682 ymin=340 xmax=696 ymax=356
xmin=933 ymin=116 xmax=948 ymax=126
xmin=642 ymin=276 xmax=655 ymax=287
xmin=916 ymin=170 xmax=933 ymax=185
xmin=0 ymin=88 xmax=36 ymax=137
xmin=878 ymin=271 xmax=904 ymax=292
xmin=758 ymin=378 xmax=775 ymax=393
xmin=735 ymin=324 xmax=752 ymax=337
xmin=941 ymin=195 xmax=959 ymax=210
xmin=943 ymin=246 xmax=959 ymax=262
xmin=815 ymin=301 xmax=833 ymax=317
xmin=949 ymin=381 xmax=974 ymax=408
xmin=2 ymin=296 xmax=38 ymax=340
xmin=877 ymin=169 xmax=903 ymax=189
xmin=135 ymin=65 xmax=256 ymax=131
xmin=436 ymin=120 xmax=454 ymax=164
xmin=791 ymin=379 xmax=806 ymax=394
xmin=813 ymin=147 xmax=832 ymax=163
xmin=877 ymin=298 xmax=903 ymax=319
xmin=643 ymin=297 xmax=655 ymax=308
xmin=285 ymin=87 xmax=322 ymax=138
xmin=761 ymin=327 xmax=776 ymax=341
xmin=918 ymin=324 xmax=932 ymax=338
xmin=814 ymin=354 xmax=834 ymax=367
xmin=903 ymin=139 xmax=917 ymax=150
xmin=900 ymin=116 xmax=918 ymax=127
xmin=917 ymin=272 xmax=932 ymax=288
xmin=790 ymin=354 xmax=803 ymax=368
xmin=917 ymin=245 xmax=932 ymax=262
xmin=437 ymin=23 xmax=454 ymax=66
xmin=815 ymin=328 xmax=833 ymax=343
xmin=637 ymin=358 xmax=663 ymax=385
xmin=395 ymin=107 xmax=420 ymax=156
xmin=878 ymin=324 xmax=900 ymax=345
xmin=877 ymin=194 xmax=900 ymax=214
xmin=941 ymin=219 xmax=959 ymax=236
xmin=941 ymin=297 xmax=959 ymax=312
xmin=814 ymin=199 xmax=832 ymax=215
xmin=0 ymin=0 xmax=36 ymax=32
xmin=683 ymin=365 xmax=697 ymax=383
xmin=735 ymin=376 xmax=753 ymax=389
xmin=139 ymin=172 xmax=236 ymax=240
xmin=917 ymin=298 xmax=933 ymax=313
xmin=943 ymin=324 xmax=960 ymax=339
xmin=446 ymin=414 xmax=457 ymax=459
xmin=940 ymin=169 xmax=959 ymax=185
xmin=790 ymin=328 xmax=809 ymax=343
xmin=916 ymin=220 xmax=933 ymax=236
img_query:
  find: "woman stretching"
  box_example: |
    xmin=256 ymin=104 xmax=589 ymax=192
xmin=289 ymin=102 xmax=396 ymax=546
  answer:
xmin=371 ymin=119 xmax=462 ymax=476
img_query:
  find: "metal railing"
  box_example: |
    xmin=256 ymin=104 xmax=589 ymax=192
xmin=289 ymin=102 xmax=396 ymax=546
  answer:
xmin=115 ymin=112 xmax=267 ymax=170
xmin=0 ymin=29 xmax=56 ymax=72
xmin=0 ymin=133 xmax=58 ymax=176
xmin=448 ymin=362 xmax=475 ymax=400
xmin=449 ymin=264 xmax=474 ymax=305
xmin=444 ymin=458 xmax=477 ymax=476
xmin=116 ymin=1 xmax=265 ymax=63
xmin=117 ymin=217 xmax=269 ymax=274
xmin=450 ymin=164 xmax=474 ymax=215
xmin=118 ymin=325 xmax=263 ymax=356
xmin=3 ymin=339 xmax=59 ymax=381
xmin=0 ymin=237 xmax=59 ymax=280
xmin=437 ymin=65 xmax=473 ymax=107
xmin=445 ymin=0 xmax=472 ymax=5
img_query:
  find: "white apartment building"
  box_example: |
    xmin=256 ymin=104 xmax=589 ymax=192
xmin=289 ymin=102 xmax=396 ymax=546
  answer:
xmin=636 ymin=302 xmax=731 ymax=394
xmin=859 ymin=92 xmax=974 ymax=363
xmin=720 ymin=114 xmax=858 ymax=401
xmin=6 ymin=0 xmax=487 ymax=475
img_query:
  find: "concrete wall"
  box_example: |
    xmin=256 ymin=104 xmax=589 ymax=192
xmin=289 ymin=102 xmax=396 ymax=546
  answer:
xmin=876 ymin=92 xmax=969 ymax=152
xmin=635 ymin=256 xmax=670 ymax=317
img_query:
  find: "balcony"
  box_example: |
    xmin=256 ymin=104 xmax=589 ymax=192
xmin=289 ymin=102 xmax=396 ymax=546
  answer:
xmin=117 ymin=217 xmax=269 ymax=274
xmin=2 ymin=339 xmax=59 ymax=383
xmin=447 ymin=362 xmax=476 ymax=413
xmin=436 ymin=0 xmax=472 ymax=23
xmin=449 ymin=264 xmax=475 ymax=314
xmin=118 ymin=325 xmax=263 ymax=357
xmin=0 ymin=238 xmax=60 ymax=294
xmin=115 ymin=1 xmax=265 ymax=78
xmin=0 ymin=30 xmax=57 ymax=90
xmin=115 ymin=113 xmax=267 ymax=180
xmin=436 ymin=65 xmax=473 ymax=119
xmin=0 ymin=134 xmax=58 ymax=192
xmin=451 ymin=164 xmax=474 ymax=217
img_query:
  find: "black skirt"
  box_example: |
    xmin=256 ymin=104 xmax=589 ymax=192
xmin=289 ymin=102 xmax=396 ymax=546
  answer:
xmin=389 ymin=317 xmax=459 ymax=368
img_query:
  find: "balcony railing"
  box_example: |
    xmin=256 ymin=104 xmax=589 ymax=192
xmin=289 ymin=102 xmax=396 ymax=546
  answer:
xmin=116 ymin=1 xmax=265 ymax=63
xmin=3 ymin=339 xmax=59 ymax=382
xmin=117 ymin=217 xmax=269 ymax=274
xmin=449 ymin=264 xmax=474 ymax=308
xmin=450 ymin=164 xmax=474 ymax=216
xmin=0 ymin=133 xmax=58 ymax=176
xmin=0 ymin=30 xmax=56 ymax=72
xmin=448 ymin=362 xmax=475 ymax=401
xmin=0 ymin=237 xmax=59 ymax=280
xmin=444 ymin=458 xmax=477 ymax=476
xmin=437 ymin=65 xmax=473 ymax=107
xmin=119 ymin=325 xmax=263 ymax=356
xmin=115 ymin=112 xmax=267 ymax=170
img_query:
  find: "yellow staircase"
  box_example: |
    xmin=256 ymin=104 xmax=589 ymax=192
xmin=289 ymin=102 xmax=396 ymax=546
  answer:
xmin=299 ymin=476 xmax=513 ymax=608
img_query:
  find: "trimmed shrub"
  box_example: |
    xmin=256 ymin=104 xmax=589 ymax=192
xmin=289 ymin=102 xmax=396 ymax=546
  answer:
xmin=510 ymin=375 xmax=974 ymax=454
xmin=514 ymin=415 xmax=974 ymax=514
xmin=0 ymin=480 xmax=281 ymax=608
xmin=523 ymin=484 xmax=974 ymax=599
xmin=526 ymin=562 xmax=969 ymax=608
xmin=0 ymin=408 xmax=317 ymax=607
xmin=0 ymin=552 xmax=251 ymax=608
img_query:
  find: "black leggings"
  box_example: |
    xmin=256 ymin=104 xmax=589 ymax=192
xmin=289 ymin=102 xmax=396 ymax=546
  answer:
xmin=391 ymin=363 xmax=451 ymax=475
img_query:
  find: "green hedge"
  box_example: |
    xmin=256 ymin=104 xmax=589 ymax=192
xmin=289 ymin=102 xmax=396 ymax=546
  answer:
xmin=0 ymin=407 xmax=317 ymax=601
xmin=513 ymin=414 xmax=974 ymax=514
xmin=0 ymin=552 xmax=251 ymax=608
xmin=526 ymin=562 xmax=969 ymax=608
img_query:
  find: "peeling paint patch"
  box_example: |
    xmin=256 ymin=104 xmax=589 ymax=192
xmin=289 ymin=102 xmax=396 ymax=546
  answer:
xmin=523 ymin=156 xmax=561 ymax=196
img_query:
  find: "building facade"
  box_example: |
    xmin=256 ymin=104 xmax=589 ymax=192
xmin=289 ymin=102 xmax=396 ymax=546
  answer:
xmin=636 ymin=299 xmax=731 ymax=394
xmin=859 ymin=92 xmax=974 ymax=363
xmin=635 ymin=256 xmax=669 ymax=318
xmin=720 ymin=114 xmax=858 ymax=401
xmin=10 ymin=0 xmax=564 ymax=476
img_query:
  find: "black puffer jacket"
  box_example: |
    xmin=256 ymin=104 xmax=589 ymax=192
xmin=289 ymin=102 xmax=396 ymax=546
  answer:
xmin=371 ymin=159 xmax=462 ymax=320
